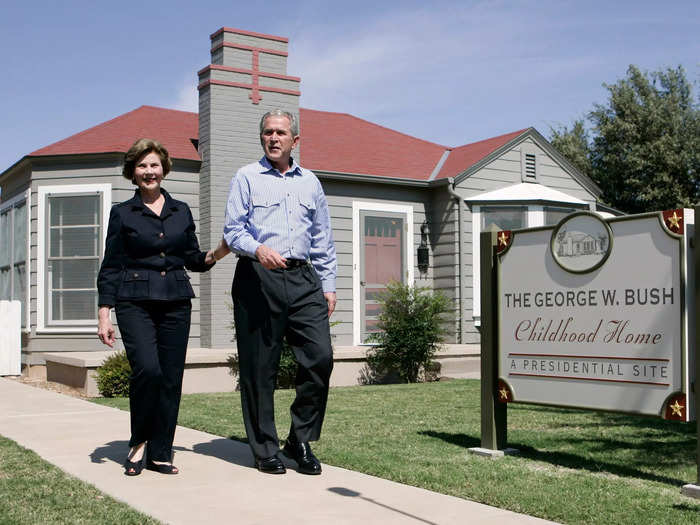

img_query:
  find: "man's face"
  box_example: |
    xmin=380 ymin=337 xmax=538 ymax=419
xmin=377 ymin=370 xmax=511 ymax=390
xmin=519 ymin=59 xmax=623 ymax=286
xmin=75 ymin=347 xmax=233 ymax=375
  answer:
xmin=260 ymin=115 xmax=299 ymax=168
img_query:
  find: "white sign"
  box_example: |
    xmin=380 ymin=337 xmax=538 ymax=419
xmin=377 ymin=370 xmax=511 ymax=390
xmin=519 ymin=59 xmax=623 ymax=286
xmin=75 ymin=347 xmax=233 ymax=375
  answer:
xmin=497 ymin=211 xmax=692 ymax=420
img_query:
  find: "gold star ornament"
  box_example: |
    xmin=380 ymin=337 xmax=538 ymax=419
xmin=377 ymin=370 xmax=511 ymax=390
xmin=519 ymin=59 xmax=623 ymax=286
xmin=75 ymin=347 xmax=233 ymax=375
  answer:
xmin=670 ymin=399 xmax=684 ymax=417
xmin=499 ymin=387 xmax=509 ymax=400
xmin=498 ymin=231 xmax=509 ymax=247
xmin=667 ymin=211 xmax=680 ymax=230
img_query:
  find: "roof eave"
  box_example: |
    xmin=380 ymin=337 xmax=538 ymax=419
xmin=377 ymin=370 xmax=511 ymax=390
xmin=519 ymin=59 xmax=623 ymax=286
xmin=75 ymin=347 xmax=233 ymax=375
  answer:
xmin=0 ymin=156 xmax=31 ymax=183
xmin=314 ymin=169 xmax=430 ymax=187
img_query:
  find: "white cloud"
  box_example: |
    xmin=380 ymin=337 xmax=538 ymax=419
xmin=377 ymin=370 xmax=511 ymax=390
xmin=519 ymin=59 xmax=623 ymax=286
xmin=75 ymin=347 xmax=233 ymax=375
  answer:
xmin=172 ymin=77 xmax=198 ymax=113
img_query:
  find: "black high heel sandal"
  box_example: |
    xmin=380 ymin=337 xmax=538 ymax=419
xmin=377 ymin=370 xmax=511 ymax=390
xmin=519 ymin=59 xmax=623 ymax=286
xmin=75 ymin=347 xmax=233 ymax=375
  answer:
xmin=123 ymin=457 xmax=144 ymax=476
xmin=146 ymin=460 xmax=179 ymax=475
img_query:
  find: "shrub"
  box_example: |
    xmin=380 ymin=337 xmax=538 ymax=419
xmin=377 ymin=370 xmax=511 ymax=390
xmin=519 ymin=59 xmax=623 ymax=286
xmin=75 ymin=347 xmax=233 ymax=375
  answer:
xmin=366 ymin=281 xmax=450 ymax=383
xmin=96 ymin=350 xmax=131 ymax=397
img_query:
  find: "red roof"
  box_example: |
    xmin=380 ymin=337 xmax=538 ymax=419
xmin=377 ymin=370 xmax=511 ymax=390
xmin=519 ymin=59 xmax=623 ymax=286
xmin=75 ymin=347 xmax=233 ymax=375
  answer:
xmin=28 ymin=105 xmax=527 ymax=181
xmin=299 ymin=109 xmax=447 ymax=181
xmin=436 ymin=129 xmax=528 ymax=179
xmin=30 ymin=106 xmax=200 ymax=161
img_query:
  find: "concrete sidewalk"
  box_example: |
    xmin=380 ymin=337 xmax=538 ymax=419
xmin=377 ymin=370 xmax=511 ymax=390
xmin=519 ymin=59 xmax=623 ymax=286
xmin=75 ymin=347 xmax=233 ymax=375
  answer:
xmin=0 ymin=378 xmax=555 ymax=525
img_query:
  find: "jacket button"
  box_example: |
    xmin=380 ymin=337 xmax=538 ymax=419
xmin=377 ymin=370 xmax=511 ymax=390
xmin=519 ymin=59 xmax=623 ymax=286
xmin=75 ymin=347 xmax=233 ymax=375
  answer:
xmin=134 ymin=273 xmax=139 ymax=278
xmin=159 ymin=232 xmax=164 ymax=238
xmin=160 ymin=271 xmax=166 ymax=277
xmin=160 ymin=252 xmax=165 ymax=257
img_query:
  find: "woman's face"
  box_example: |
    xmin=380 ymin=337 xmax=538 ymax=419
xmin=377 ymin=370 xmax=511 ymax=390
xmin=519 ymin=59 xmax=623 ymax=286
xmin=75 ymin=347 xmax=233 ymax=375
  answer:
xmin=133 ymin=151 xmax=164 ymax=193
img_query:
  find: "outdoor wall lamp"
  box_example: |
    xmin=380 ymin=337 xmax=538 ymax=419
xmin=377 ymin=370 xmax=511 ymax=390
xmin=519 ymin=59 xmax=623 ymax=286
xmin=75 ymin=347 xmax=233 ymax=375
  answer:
xmin=418 ymin=221 xmax=430 ymax=274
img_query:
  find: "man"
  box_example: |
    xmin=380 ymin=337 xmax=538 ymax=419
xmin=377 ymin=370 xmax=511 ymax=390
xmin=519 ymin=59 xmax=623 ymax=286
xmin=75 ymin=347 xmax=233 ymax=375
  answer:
xmin=223 ymin=109 xmax=336 ymax=475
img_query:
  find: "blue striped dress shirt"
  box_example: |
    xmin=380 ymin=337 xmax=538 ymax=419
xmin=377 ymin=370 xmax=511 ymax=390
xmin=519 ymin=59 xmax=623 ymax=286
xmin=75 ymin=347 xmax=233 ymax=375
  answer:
xmin=223 ymin=156 xmax=337 ymax=292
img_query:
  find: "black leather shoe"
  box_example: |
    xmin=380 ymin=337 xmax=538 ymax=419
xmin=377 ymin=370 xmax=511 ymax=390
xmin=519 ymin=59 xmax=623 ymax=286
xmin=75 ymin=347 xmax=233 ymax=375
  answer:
xmin=283 ymin=439 xmax=322 ymax=475
xmin=255 ymin=455 xmax=286 ymax=474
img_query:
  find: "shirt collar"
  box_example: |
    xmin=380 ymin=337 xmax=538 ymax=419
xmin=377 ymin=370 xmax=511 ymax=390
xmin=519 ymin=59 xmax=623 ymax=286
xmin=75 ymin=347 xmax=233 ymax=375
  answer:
xmin=258 ymin=156 xmax=302 ymax=177
xmin=131 ymin=188 xmax=178 ymax=217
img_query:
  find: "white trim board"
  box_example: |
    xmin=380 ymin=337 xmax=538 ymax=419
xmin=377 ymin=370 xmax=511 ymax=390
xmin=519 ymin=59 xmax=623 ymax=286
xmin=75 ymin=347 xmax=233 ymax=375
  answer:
xmin=37 ymin=183 xmax=111 ymax=332
xmin=352 ymin=201 xmax=414 ymax=346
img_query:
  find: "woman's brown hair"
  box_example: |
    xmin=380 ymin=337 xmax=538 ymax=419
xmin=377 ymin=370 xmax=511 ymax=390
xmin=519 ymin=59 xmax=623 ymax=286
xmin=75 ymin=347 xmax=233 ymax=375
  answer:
xmin=122 ymin=138 xmax=172 ymax=182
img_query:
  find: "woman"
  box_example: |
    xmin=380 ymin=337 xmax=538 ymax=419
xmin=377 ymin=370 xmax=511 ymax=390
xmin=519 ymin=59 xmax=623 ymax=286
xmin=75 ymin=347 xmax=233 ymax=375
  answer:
xmin=97 ymin=138 xmax=229 ymax=476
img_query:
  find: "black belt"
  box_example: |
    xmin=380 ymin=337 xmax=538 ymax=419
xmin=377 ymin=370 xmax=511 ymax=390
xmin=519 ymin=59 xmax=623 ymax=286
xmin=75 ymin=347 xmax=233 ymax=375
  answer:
xmin=282 ymin=259 xmax=308 ymax=269
xmin=240 ymin=256 xmax=307 ymax=269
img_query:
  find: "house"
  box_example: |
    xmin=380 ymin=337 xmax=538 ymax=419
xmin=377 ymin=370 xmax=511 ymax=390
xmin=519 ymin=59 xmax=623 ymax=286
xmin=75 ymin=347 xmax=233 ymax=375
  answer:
xmin=0 ymin=27 xmax=606 ymax=383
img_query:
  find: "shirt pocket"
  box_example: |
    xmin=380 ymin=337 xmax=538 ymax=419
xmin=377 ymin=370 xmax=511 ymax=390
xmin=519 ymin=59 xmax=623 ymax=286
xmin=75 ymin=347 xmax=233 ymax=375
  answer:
xmin=250 ymin=192 xmax=283 ymax=224
xmin=174 ymin=270 xmax=194 ymax=297
xmin=120 ymin=270 xmax=149 ymax=298
xmin=298 ymin=196 xmax=316 ymax=218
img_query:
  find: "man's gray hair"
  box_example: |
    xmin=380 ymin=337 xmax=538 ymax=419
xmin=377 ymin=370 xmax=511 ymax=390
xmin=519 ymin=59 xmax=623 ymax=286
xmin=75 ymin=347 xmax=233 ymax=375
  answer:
xmin=259 ymin=109 xmax=299 ymax=136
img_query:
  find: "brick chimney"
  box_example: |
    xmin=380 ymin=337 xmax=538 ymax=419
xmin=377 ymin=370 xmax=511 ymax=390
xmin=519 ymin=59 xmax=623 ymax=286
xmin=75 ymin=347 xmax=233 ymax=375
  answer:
xmin=197 ymin=27 xmax=301 ymax=348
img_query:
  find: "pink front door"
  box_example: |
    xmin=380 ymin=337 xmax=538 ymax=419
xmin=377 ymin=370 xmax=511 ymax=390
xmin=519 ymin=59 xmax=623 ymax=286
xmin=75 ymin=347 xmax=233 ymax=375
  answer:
xmin=360 ymin=213 xmax=405 ymax=343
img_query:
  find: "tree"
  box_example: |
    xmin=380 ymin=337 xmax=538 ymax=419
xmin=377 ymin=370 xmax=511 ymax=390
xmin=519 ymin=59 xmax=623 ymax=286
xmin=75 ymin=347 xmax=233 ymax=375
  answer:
xmin=550 ymin=119 xmax=592 ymax=177
xmin=551 ymin=65 xmax=700 ymax=213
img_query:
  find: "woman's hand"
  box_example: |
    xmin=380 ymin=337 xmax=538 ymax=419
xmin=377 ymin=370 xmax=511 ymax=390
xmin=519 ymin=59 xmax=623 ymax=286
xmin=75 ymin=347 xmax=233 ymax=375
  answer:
xmin=206 ymin=238 xmax=231 ymax=265
xmin=97 ymin=306 xmax=116 ymax=348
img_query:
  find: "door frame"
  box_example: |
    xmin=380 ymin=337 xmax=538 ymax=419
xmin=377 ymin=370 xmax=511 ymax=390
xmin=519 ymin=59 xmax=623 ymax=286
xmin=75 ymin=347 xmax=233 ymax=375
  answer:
xmin=352 ymin=201 xmax=414 ymax=346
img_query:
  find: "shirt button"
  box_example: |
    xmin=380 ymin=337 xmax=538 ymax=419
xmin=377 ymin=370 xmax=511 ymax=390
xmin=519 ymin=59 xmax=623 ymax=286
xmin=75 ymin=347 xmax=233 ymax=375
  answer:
xmin=160 ymin=252 xmax=165 ymax=257
xmin=160 ymin=271 xmax=166 ymax=277
xmin=159 ymin=232 xmax=164 ymax=238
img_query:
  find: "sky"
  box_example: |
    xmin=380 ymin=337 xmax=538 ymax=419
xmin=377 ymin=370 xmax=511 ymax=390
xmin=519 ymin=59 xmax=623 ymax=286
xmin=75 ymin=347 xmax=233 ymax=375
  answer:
xmin=0 ymin=0 xmax=698 ymax=173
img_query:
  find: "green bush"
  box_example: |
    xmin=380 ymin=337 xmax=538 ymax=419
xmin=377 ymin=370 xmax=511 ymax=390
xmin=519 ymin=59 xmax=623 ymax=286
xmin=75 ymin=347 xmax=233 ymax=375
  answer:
xmin=366 ymin=281 xmax=450 ymax=383
xmin=96 ymin=350 xmax=131 ymax=397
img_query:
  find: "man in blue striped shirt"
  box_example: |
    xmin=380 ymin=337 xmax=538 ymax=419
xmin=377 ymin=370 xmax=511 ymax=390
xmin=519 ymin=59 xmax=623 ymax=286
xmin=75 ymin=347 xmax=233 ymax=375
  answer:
xmin=223 ymin=109 xmax=336 ymax=476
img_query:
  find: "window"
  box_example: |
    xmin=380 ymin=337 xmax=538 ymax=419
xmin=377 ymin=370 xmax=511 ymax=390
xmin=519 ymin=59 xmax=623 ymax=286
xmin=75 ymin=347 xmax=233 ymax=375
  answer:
xmin=0 ymin=193 xmax=28 ymax=329
xmin=48 ymin=194 xmax=101 ymax=323
xmin=37 ymin=184 xmax=111 ymax=331
xmin=481 ymin=206 xmax=526 ymax=231
xmin=544 ymin=206 xmax=577 ymax=226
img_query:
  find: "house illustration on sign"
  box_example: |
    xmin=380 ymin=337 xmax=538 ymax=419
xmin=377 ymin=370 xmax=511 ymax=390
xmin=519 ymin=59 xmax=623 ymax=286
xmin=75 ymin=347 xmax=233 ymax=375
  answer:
xmin=556 ymin=229 xmax=609 ymax=258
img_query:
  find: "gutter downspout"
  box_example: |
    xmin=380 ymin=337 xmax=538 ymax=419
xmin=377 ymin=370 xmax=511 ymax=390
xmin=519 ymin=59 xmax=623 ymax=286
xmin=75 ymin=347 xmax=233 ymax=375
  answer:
xmin=446 ymin=177 xmax=463 ymax=343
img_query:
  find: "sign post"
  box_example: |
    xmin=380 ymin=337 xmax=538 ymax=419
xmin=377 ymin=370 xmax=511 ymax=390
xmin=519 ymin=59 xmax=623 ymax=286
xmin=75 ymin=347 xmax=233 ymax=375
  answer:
xmin=469 ymin=230 xmax=515 ymax=457
xmin=681 ymin=206 xmax=700 ymax=498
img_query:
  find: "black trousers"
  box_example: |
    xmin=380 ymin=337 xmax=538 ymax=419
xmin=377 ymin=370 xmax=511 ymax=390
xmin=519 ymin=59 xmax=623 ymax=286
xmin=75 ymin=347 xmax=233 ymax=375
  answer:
xmin=232 ymin=257 xmax=333 ymax=459
xmin=115 ymin=299 xmax=191 ymax=462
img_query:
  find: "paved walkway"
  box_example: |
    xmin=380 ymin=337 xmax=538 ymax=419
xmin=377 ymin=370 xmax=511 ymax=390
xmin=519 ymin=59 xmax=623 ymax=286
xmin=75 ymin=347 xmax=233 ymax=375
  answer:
xmin=0 ymin=378 xmax=555 ymax=525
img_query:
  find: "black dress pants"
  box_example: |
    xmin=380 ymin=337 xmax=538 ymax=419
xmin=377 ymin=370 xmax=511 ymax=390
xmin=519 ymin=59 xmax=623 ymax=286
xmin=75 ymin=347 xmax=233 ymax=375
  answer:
xmin=232 ymin=257 xmax=333 ymax=460
xmin=115 ymin=299 xmax=191 ymax=462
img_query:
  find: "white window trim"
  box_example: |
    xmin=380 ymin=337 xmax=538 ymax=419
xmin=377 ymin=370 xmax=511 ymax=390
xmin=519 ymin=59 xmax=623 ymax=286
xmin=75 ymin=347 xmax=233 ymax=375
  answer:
xmin=472 ymin=202 xmax=584 ymax=325
xmin=37 ymin=184 xmax=111 ymax=333
xmin=352 ymin=201 xmax=414 ymax=346
xmin=0 ymin=189 xmax=31 ymax=331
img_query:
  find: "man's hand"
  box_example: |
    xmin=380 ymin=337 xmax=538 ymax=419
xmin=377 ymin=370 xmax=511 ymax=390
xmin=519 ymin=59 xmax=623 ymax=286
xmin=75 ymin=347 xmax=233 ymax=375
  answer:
xmin=255 ymin=244 xmax=287 ymax=269
xmin=324 ymin=292 xmax=337 ymax=317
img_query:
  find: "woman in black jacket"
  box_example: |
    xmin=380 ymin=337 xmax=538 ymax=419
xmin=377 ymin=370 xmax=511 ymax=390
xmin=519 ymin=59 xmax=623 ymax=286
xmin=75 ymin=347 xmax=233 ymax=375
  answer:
xmin=97 ymin=138 xmax=229 ymax=476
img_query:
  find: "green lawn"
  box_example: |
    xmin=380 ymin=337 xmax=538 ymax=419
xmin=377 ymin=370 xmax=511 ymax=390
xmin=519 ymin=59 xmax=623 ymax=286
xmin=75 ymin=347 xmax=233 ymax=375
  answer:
xmin=0 ymin=435 xmax=160 ymax=525
xmin=95 ymin=379 xmax=700 ymax=524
